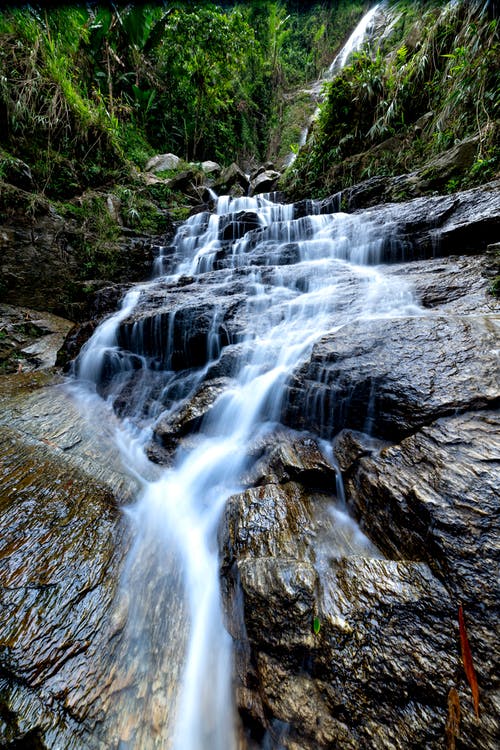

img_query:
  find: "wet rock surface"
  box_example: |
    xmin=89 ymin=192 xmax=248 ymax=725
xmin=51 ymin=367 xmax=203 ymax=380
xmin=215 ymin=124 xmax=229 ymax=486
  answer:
xmin=282 ymin=314 xmax=499 ymax=441
xmin=218 ymin=414 xmax=499 ymax=749
xmin=1 ymin=182 xmax=499 ymax=749
xmin=334 ymin=410 xmax=500 ymax=749
xmin=0 ymin=374 xmax=187 ymax=748
xmin=0 ymin=304 xmax=73 ymax=373
xmin=218 ymin=431 xmax=468 ymax=750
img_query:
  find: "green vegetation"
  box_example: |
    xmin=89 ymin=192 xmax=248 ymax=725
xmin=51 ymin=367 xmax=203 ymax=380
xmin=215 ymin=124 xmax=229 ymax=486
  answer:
xmin=0 ymin=1 xmax=368 ymax=305
xmin=282 ymin=0 xmax=499 ymax=199
xmin=0 ymin=1 xmax=366 ymax=201
xmin=0 ymin=0 xmax=497 ymax=239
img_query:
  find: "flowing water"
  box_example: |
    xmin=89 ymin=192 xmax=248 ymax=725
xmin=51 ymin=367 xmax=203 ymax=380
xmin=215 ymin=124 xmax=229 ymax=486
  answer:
xmin=327 ymin=2 xmax=385 ymax=76
xmin=72 ymin=190 xmax=422 ymax=748
xmin=285 ymin=2 xmax=388 ymax=167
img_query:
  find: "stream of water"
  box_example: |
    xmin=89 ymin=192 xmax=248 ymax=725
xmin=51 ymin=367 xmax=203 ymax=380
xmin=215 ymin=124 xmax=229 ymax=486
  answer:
xmin=285 ymin=2 xmax=388 ymax=167
xmin=72 ymin=185 xmax=422 ymax=748
xmin=67 ymin=7 xmax=423 ymax=748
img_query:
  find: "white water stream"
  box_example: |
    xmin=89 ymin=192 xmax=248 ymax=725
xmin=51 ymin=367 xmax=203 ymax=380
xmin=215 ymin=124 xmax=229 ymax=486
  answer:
xmin=285 ymin=2 xmax=387 ymax=167
xmin=328 ymin=2 xmax=385 ymax=75
xmin=73 ymin=188 xmax=422 ymax=748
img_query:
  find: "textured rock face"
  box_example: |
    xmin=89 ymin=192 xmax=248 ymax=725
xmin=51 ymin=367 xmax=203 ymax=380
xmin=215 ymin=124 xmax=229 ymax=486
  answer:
xmin=218 ymin=432 xmax=464 ymax=750
xmin=326 ymin=142 xmax=488 ymax=209
xmin=0 ymin=376 xmax=187 ymax=749
xmin=0 ymin=376 xmax=131 ymax=747
xmin=282 ymin=314 xmax=499 ymax=440
xmin=219 ymin=416 xmax=499 ymax=749
xmin=0 ymin=303 xmax=73 ymax=372
xmin=334 ymin=410 xmax=500 ymax=749
xmin=0 ymin=210 xmax=162 ymax=320
xmin=336 ymin=411 xmax=500 ymax=609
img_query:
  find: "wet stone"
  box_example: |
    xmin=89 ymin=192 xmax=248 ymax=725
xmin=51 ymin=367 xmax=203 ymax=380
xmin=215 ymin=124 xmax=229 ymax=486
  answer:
xmin=282 ymin=315 xmax=500 ymax=441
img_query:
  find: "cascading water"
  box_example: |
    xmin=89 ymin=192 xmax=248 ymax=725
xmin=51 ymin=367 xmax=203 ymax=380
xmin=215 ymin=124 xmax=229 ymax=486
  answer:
xmin=285 ymin=2 xmax=388 ymax=167
xmin=327 ymin=2 xmax=385 ymax=75
xmin=72 ymin=190 xmax=422 ymax=749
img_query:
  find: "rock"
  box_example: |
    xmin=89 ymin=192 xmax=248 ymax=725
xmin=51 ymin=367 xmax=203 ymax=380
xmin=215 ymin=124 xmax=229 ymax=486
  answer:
xmin=386 ymin=254 xmax=494 ymax=314
xmin=249 ymin=170 xmax=281 ymax=197
xmin=414 ymin=111 xmax=434 ymax=134
xmin=236 ymin=557 xmax=459 ymax=750
xmin=106 ymin=193 xmax=123 ymax=224
xmin=242 ymin=431 xmax=338 ymax=488
xmin=110 ymin=271 xmax=252 ymax=377
xmin=145 ymin=153 xmax=181 ymax=172
xmin=0 ymin=155 xmax=33 ymax=190
xmin=56 ymin=284 xmax=134 ymax=368
xmin=219 ymin=210 xmax=262 ymax=241
xmin=484 ymin=241 xmax=500 ymax=281
xmin=0 ymin=374 xmax=190 ymax=748
xmin=282 ymin=314 xmax=499 ymax=441
xmin=213 ymin=162 xmax=250 ymax=194
xmin=0 ymin=377 xmax=129 ymax=745
xmin=0 ymin=303 xmax=73 ymax=372
xmin=250 ymin=165 xmax=266 ymax=180
xmin=153 ymin=376 xmax=233 ymax=452
xmin=336 ymin=151 xmax=494 ymax=212
xmin=201 ymin=160 xmax=221 ymax=176
xmin=419 ymin=136 xmax=479 ymax=186
xmin=117 ymin=291 xmax=235 ymax=373
xmin=336 ymin=409 xmax=500 ymax=614
xmin=218 ymin=427 xmax=470 ymax=749
xmin=166 ymin=169 xmax=202 ymax=196
xmin=335 ymin=410 xmax=500 ymax=749
xmin=0 ymin=203 xmax=170 ymax=320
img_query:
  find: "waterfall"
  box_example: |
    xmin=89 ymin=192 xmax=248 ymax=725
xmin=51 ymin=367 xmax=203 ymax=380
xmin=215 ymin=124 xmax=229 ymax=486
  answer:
xmin=71 ymin=189 xmax=422 ymax=748
xmin=285 ymin=2 xmax=388 ymax=167
xmin=327 ymin=2 xmax=385 ymax=76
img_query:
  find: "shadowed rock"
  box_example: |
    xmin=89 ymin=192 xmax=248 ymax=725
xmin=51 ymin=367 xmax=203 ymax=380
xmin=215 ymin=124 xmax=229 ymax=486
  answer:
xmin=218 ymin=429 xmax=463 ymax=749
xmin=334 ymin=410 xmax=500 ymax=749
xmin=282 ymin=315 xmax=499 ymax=441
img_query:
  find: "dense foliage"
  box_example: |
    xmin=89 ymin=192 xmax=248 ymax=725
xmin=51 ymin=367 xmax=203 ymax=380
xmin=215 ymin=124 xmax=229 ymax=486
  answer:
xmin=0 ymin=1 xmax=365 ymax=200
xmin=283 ymin=0 xmax=499 ymax=197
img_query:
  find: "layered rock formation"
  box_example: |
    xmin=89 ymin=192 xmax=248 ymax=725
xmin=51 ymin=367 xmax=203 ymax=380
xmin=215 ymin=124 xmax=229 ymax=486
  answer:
xmin=0 ymin=181 xmax=498 ymax=749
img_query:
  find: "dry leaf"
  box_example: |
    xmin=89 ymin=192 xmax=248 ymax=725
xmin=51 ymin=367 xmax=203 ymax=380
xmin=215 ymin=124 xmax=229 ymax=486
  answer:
xmin=445 ymin=687 xmax=461 ymax=749
xmin=458 ymin=604 xmax=480 ymax=718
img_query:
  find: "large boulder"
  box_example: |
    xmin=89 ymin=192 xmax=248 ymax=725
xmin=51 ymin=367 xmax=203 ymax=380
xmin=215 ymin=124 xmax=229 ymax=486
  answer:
xmin=201 ymin=160 xmax=222 ymax=176
xmin=166 ymin=168 xmax=203 ymax=196
xmin=282 ymin=314 xmax=499 ymax=441
xmin=334 ymin=409 xmax=500 ymax=749
xmin=249 ymin=170 xmax=281 ymax=197
xmin=218 ymin=430 xmax=469 ymax=749
xmin=213 ymin=162 xmax=250 ymax=195
xmin=145 ymin=152 xmax=181 ymax=172
xmin=0 ymin=155 xmax=33 ymax=190
xmin=152 ymin=376 xmax=233 ymax=454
